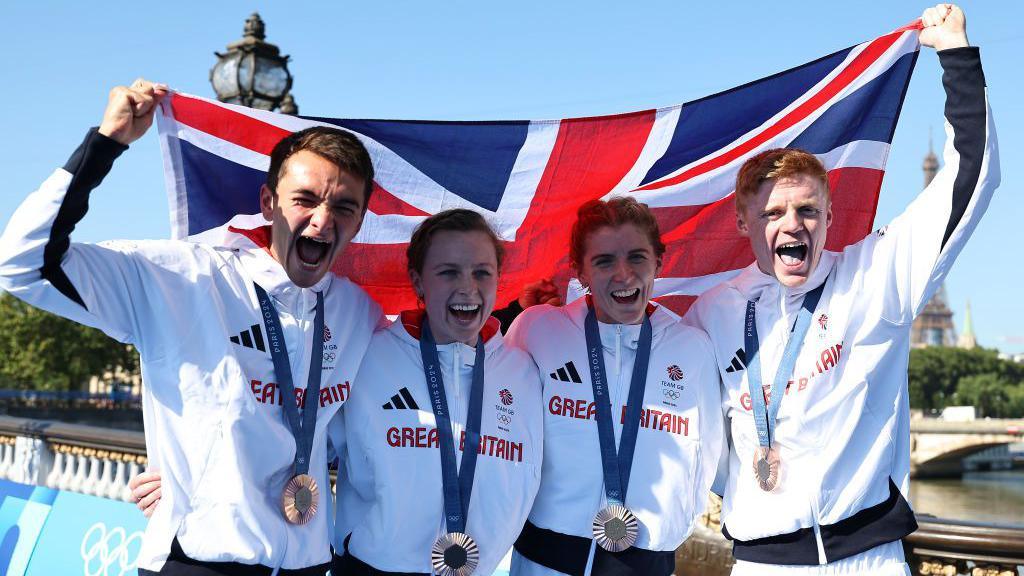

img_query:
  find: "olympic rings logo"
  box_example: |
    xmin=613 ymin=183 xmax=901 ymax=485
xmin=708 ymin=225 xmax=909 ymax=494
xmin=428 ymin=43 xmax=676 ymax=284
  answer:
xmin=323 ymin=352 xmax=336 ymax=363
xmin=662 ymin=389 xmax=680 ymax=400
xmin=498 ymin=414 xmax=512 ymax=425
xmin=80 ymin=522 xmax=144 ymax=576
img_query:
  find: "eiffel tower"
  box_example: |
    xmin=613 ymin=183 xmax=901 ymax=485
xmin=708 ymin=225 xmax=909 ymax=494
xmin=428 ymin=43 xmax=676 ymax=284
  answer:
xmin=911 ymin=135 xmax=957 ymax=348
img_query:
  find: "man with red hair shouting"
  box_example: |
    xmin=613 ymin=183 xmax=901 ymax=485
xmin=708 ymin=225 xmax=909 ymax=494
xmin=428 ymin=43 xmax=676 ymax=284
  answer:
xmin=684 ymin=4 xmax=998 ymax=575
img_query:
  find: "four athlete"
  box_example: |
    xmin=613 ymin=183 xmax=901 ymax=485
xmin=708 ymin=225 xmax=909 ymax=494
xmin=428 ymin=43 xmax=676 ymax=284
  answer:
xmin=0 ymin=4 xmax=997 ymax=576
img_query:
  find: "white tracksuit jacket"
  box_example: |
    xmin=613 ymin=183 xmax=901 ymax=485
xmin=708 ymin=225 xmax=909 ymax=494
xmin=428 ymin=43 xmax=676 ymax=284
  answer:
xmin=0 ymin=130 xmax=382 ymax=572
xmin=332 ymin=310 xmax=543 ymax=575
xmin=683 ymin=47 xmax=998 ymax=569
xmin=506 ymin=298 xmax=724 ymax=576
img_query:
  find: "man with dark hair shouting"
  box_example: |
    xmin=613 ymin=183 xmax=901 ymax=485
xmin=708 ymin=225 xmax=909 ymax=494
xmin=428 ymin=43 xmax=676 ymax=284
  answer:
xmin=0 ymin=80 xmax=383 ymax=574
xmin=684 ymin=5 xmax=998 ymax=575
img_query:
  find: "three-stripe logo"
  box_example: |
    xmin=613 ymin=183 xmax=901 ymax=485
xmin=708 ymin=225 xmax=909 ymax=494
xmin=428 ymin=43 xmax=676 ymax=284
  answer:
xmin=382 ymin=387 xmax=420 ymax=410
xmin=550 ymin=361 xmax=583 ymax=384
xmin=230 ymin=324 xmax=266 ymax=352
xmin=725 ymin=348 xmax=746 ymax=373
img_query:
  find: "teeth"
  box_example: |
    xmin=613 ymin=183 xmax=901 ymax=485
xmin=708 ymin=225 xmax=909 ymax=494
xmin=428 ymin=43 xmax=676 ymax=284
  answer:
xmin=612 ymin=288 xmax=639 ymax=298
xmin=778 ymin=241 xmax=806 ymax=249
xmin=303 ymin=237 xmax=330 ymax=245
xmin=450 ymin=304 xmax=480 ymax=312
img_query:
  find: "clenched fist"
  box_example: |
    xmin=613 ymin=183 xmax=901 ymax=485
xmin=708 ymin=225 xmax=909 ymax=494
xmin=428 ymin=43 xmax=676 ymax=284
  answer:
xmin=98 ymin=78 xmax=169 ymax=146
xmin=919 ymin=4 xmax=969 ymax=51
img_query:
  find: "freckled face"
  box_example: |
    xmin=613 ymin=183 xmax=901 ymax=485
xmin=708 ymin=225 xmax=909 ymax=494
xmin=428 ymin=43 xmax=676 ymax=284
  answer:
xmin=577 ymin=224 xmax=662 ymax=325
xmin=737 ymin=173 xmax=832 ymax=288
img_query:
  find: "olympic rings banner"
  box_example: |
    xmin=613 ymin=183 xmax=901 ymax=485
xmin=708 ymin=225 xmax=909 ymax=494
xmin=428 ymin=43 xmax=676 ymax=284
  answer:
xmin=0 ymin=479 xmax=512 ymax=575
xmin=0 ymin=479 xmax=146 ymax=576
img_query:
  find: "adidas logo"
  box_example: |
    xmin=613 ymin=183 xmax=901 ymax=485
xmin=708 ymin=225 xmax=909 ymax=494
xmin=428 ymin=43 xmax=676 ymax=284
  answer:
xmin=549 ymin=361 xmax=583 ymax=384
xmin=725 ymin=348 xmax=747 ymax=373
xmin=382 ymin=387 xmax=420 ymax=410
xmin=230 ymin=324 xmax=266 ymax=352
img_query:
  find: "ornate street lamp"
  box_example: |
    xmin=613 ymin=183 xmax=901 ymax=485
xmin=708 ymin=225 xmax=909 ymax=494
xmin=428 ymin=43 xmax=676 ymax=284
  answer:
xmin=210 ymin=12 xmax=298 ymax=113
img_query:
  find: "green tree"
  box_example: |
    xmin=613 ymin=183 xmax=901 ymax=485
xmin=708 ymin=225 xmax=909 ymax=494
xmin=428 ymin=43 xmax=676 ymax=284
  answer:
xmin=908 ymin=346 xmax=1008 ymax=411
xmin=0 ymin=293 xmax=139 ymax=391
xmin=908 ymin=346 xmax=1024 ymax=417
xmin=953 ymin=373 xmax=1024 ymax=418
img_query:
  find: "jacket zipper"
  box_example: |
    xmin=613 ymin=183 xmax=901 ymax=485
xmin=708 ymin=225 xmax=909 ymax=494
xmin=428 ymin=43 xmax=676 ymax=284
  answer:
xmin=614 ymin=325 xmax=623 ymax=439
xmin=452 ymin=344 xmax=463 ymax=472
xmin=615 ymin=325 xmax=622 ymax=380
xmin=779 ymin=285 xmax=826 ymax=563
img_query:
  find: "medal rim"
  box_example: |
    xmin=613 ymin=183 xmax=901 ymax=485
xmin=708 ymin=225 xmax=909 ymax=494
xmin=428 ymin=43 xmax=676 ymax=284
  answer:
xmin=592 ymin=504 xmax=639 ymax=552
xmin=282 ymin=473 xmax=320 ymax=525
xmin=431 ymin=531 xmax=479 ymax=576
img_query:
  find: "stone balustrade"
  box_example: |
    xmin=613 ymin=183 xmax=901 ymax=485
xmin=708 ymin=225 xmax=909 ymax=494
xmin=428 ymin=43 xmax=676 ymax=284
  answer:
xmin=0 ymin=415 xmax=146 ymax=503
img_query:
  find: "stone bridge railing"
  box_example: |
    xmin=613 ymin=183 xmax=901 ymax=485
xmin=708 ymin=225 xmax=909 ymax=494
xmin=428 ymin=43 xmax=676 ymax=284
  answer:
xmin=910 ymin=419 xmax=1023 ymax=478
xmin=0 ymin=415 xmax=147 ymax=503
xmin=1 ymin=415 xmax=1022 ymax=576
xmin=910 ymin=420 xmax=1024 ymax=435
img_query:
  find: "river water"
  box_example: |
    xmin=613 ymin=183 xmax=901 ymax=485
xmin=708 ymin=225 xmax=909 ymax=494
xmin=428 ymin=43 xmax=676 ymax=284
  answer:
xmin=910 ymin=469 xmax=1024 ymax=527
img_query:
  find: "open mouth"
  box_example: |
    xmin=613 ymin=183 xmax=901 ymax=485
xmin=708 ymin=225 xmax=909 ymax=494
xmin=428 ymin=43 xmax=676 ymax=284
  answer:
xmin=448 ymin=303 xmax=481 ymax=325
xmin=295 ymin=236 xmax=333 ymax=268
xmin=775 ymin=241 xmax=808 ymax=268
xmin=610 ymin=288 xmax=640 ymax=305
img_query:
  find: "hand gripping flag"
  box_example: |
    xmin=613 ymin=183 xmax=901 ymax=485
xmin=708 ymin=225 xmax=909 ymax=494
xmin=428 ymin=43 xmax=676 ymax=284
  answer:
xmin=156 ymin=22 xmax=921 ymax=315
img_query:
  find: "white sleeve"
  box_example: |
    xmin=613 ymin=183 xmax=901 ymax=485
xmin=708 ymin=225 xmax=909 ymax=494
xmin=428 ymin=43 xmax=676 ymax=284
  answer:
xmin=846 ymin=47 xmax=998 ymax=324
xmin=697 ymin=331 xmax=726 ymax=501
xmin=0 ymin=129 xmax=202 ymax=355
xmin=332 ymin=375 xmax=377 ymax=548
xmin=504 ymin=304 xmax=544 ymax=354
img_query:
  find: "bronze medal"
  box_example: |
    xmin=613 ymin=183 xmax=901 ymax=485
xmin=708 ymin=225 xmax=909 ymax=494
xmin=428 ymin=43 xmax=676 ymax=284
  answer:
xmin=592 ymin=504 xmax=639 ymax=552
xmin=282 ymin=474 xmax=320 ymax=524
xmin=431 ymin=532 xmax=479 ymax=576
xmin=753 ymin=446 xmax=781 ymax=492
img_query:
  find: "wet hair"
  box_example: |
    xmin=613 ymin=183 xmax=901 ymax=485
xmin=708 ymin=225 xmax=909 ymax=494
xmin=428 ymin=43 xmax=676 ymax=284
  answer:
xmin=406 ymin=209 xmax=505 ymax=275
xmin=734 ymin=148 xmax=829 ymax=213
xmin=569 ymin=196 xmax=665 ymax=271
xmin=265 ymin=126 xmax=375 ymax=209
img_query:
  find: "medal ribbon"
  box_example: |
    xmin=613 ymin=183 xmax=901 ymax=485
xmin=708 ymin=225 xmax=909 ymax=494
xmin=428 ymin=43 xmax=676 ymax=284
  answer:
xmin=744 ymin=279 xmax=826 ymax=451
xmin=254 ymin=283 xmax=324 ymax=477
xmin=583 ymin=303 xmax=653 ymax=507
xmin=419 ymin=318 xmax=486 ymax=535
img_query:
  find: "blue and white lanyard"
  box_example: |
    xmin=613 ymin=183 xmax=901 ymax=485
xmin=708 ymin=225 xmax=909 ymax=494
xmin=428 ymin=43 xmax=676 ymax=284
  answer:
xmin=744 ymin=280 xmax=826 ymax=450
xmin=582 ymin=304 xmax=653 ymax=507
xmin=419 ymin=318 xmax=486 ymax=535
xmin=253 ymin=283 xmax=324 ymax=477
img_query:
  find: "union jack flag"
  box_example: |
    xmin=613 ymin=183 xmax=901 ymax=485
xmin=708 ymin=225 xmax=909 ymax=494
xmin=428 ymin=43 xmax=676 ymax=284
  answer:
xmin=156 ymin=22 xmax=921 ymax=315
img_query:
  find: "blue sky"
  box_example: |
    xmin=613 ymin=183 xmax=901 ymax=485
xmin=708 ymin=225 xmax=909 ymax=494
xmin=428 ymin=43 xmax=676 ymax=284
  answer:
xmin=1 ymin=1 xmax=1020 ymax=351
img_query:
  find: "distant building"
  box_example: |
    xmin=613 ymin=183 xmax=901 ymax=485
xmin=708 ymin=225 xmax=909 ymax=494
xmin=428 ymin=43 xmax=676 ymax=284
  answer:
xmin=912 ymin=285 xmax=958 ymax=348
xmin=998 ymin=352 xmax=1024 ymax=364
xmin=956 ymin=300 xmax=978 ymax=349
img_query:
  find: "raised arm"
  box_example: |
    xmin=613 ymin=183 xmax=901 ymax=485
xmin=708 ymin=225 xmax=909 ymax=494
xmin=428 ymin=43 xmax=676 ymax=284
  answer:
xmin=854 ymin=5 xmax=998 ymax=324
xmin=0 ymin=80 xmax=172 ymax=345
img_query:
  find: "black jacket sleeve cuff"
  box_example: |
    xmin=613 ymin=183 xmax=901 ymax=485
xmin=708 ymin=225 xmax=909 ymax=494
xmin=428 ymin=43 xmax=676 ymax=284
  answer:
xmin=937 ymin=46 xmax=985 ymax=88
xmin=62 ymin=127 xmax=129 ymax=181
